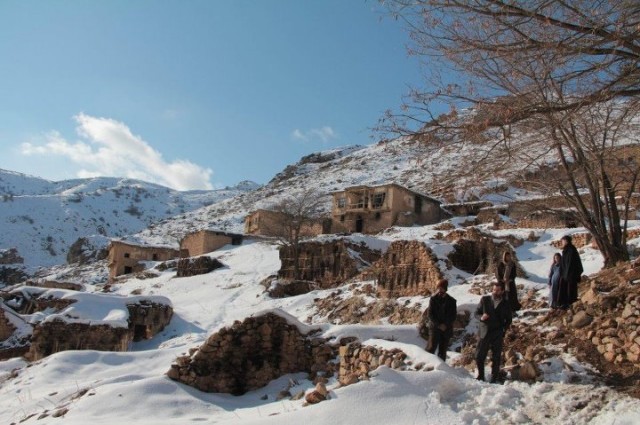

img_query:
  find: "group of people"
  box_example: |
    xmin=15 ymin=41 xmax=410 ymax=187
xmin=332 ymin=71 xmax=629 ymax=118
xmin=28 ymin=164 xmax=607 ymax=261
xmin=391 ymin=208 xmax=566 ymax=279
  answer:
xmin=424 ymin=235 xmax=584 ymax=384
xmin=548 ymin=235 xmax=584 ymax=310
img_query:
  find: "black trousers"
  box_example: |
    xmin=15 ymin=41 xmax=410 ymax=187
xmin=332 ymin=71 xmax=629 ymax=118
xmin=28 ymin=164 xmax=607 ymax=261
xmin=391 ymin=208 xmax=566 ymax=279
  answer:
xmin=427 ymin=327 xmax=451 ymax=361
xmin=475 ymin=330 xmax=504 ymax=380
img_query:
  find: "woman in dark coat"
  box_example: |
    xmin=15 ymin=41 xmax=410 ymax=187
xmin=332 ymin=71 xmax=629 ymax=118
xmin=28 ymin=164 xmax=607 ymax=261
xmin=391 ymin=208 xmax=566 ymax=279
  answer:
xmin=495 ymin=251 xmax=521 ymax=313
xmin=559 ymin=235 xmax=584 ymax=309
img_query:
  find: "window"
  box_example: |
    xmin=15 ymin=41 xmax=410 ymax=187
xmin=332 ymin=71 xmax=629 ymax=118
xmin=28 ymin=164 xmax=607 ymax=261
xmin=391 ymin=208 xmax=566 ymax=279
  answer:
xmin=152 ymin=254 xmax=158 ymax=261
xmin=124 ymin=252 xmax=130 ymax=258
xmin=372 ymin=193 xmax=386 ymax=208
xmin=375 ymin=212 xmax=381 ymax=220
xmin=337 ymin=197 xmax=346 ymax=208
xmin=340 ymin=215 xmax=345 ymax=222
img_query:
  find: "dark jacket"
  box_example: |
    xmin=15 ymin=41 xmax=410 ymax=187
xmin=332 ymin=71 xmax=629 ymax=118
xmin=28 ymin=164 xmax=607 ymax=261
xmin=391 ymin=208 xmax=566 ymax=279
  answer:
xmin=475 ymin=295 xmax=512 ymax=336
xmin=428 ymin=293 xmax=457 ymax=337
xmin=561 ymin=243 xmax=584 ymax=282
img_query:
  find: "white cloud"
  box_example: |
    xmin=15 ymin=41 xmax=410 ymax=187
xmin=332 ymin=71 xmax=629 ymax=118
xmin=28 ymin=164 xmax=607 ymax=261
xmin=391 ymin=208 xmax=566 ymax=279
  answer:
xmin=20 ymin=113 xmax=213 ymax=191
xmin=291 ymin=126 xmax=337 ymax=143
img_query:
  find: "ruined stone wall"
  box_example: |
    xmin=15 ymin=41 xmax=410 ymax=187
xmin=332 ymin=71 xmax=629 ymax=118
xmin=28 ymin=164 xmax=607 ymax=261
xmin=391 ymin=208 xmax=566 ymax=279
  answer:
xmin=0 ymin=308 xmax=16 ymax=341
xmin=127 ymin=301 xmax=173 ymax=341
xmin=27 ymin=280 xmax=84 ymax=291
xmin=338 ymin=342 xmax=410 ymax=386
xmin=167 ymin=313 xmax=337 ymax=395
xmin=446 ymin=228 xmax=525 ymax=277
xmin=176 ymin=256 xmax=225 ymax=277
xmin=443 ymin=201 xmax=493 ymax=217
xmin=373 ymin=240 xmax=444 ymax=298
xmin=567 ymin=266 xmax=640 ymax=368
xmin=551 ymin=233 xmax=594 ymax=249
xmin=517 ymin=211 xmax=577 ymax=229
xmin=278 ymin=240 xmax=381 ymax=288
xmin=27 ymin=320 xmax=132 ymax=361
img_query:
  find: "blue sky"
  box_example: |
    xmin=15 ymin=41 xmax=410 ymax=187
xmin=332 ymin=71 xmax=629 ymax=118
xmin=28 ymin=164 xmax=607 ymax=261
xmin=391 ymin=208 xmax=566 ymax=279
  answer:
xmin=0 ymin=0 xmax=423 ymax=190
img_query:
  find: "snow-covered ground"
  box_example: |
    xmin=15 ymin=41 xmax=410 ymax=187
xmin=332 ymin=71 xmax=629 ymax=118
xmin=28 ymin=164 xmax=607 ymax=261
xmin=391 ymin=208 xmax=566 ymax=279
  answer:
xmin=2 ymin=223 xmax=640 ymax=425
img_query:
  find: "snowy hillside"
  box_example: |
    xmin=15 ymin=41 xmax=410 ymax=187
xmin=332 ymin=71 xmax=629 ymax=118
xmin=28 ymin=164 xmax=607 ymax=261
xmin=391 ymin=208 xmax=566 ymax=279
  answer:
xmin=0 ymin=169 xmax=260 ymax=270
xmin=2 ymin=225 xmax=640 ymax=424
xmin=134 ymin=135 xmax=547 ymax=246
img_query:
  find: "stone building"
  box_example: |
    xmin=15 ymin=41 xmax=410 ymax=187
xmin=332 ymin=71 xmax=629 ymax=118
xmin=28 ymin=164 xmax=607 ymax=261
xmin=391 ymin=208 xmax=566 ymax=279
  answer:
xmin=179 ymin=230 xmax=242 ymax=257
xmin=331 ymin=184 xmax=445 ymax=234
xmin=107 ymin=240 xmax=181 ymax=281
xmin=244 ymin=209 xmax=329 ymax=237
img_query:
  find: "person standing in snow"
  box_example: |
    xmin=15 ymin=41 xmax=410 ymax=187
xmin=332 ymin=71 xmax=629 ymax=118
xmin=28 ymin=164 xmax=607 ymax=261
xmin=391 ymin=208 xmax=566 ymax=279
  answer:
xmin=495 ymin=251 xmax=521 ymax=314
xmin=548 ymin=253 xmax=562 ymax=309
xmin=425 ymin=279 xmax=457 ymax=361
xmin=559 ymin=235 xmax=584 ymax=309
xmin=475 ymin=281 xmax=512 ymax=383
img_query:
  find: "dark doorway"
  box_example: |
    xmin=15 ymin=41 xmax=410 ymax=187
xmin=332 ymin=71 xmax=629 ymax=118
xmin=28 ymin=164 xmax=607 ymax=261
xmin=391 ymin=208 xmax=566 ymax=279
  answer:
xmin=414 ymin=196 xmax=423 ymax=214
xmin=124 ymin=266 xmax=133 ymax=274
xmin=355 ymin=216 xmax=364 ymax=233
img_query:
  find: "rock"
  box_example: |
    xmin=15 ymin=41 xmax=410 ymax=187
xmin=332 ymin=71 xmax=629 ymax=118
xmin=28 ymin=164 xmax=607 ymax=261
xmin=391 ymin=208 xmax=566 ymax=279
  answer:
xmin=511 ymin=361 xmax=538 ymax=382
xmin=305 ymin=383 xmax=328 ymax=404
xmin=571 ymin=311 xmax=593 ymax=328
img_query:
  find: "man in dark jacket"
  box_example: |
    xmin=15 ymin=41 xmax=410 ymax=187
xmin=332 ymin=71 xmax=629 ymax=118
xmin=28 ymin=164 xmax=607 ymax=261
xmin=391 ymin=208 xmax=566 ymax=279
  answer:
xmin=475 ymin=281 xmax=512 ymax=383
xmin=559 ymin=235 xmax=584 ymax=309
xmin=426 ymin=279 xmax=457 ymax=361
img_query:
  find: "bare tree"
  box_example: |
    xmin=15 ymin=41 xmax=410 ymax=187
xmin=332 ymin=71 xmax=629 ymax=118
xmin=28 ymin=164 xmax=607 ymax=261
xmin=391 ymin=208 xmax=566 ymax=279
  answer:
xmin=379 ymin=0 xmax=640 ymax=267
xmin=263 ymin=190 xmax=325 ymax=279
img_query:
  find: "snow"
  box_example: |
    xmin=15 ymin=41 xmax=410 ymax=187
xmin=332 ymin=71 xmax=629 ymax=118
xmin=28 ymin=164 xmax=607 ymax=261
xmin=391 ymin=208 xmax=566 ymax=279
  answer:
xmin=1 ymin=230 xmax=640 ymax=425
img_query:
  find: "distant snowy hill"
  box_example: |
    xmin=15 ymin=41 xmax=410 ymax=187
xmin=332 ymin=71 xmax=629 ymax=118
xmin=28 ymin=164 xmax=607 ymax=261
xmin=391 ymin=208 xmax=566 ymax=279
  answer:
xmin=0 ymin=169 xmax=260 ymax=271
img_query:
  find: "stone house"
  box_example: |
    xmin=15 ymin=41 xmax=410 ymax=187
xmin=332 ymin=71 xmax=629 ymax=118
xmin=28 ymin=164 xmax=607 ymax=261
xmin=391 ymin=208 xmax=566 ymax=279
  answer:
xmin=244 ymin=209 xmax=329 ymax=238
xmin=108 ymin=240 xmax=181 ymax=281
xmin=180 ymin=230 xmax=243 ymax=257
xmin=331 ymin=184 xmax=445 ymax=234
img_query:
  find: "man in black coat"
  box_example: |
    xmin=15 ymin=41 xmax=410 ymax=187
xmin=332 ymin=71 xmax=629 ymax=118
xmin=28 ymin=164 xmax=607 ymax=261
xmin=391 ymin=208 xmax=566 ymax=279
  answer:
xmin=559 ymin=235 xmax=584 ymax=309
xmin=475 ymin=281 xmax=512 ymax=383
xmin=426 ymin=279 xmax=457 ymax=361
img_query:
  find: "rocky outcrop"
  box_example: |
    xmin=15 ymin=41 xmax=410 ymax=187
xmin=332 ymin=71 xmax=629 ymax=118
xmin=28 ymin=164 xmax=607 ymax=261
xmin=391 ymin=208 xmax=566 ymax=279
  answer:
xmin=176 ymin=256 xmax=225 ymax=277
xmin=0 ymin=248 xmax=24 ymax=264
xmin=0 ymin=266 xmax=28 ymax=285
xmin=66 ymin=237 xmax=108 ymax=265
xmin=167 ymin=312 xmax=337 ymax=395
xmin=372 ymin=240 xmax=444 ymax=298
xmin=278 ymin=240 xmax=380 ymax=288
